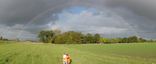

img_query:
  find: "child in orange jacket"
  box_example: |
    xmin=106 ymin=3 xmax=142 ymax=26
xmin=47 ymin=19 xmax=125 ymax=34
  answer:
xmin=66 ymin=54 xmax=71 ymax=64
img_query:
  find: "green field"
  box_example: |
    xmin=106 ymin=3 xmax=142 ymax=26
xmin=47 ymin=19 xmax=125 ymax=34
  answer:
xmin=0 ymin=43 xmax=156 ymax=64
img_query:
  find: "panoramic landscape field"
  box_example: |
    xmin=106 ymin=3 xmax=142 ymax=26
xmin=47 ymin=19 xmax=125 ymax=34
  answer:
xmin=1 ymin=0 xmax=156 ymax=64
xmin=0 ymin=42 xmax=156 ymax=64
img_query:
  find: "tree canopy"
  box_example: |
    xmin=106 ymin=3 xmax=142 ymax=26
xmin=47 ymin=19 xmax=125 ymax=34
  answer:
xmin=36 ymin=29 xmax=156 ymax=44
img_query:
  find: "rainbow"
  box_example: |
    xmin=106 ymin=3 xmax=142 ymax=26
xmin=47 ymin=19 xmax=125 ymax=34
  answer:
xmin=15 ymin=2 xmax=140 ymax=39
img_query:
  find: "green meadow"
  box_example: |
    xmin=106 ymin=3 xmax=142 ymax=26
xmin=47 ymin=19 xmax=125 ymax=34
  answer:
xmin=0 ymin=43 xmax=156 ymax=64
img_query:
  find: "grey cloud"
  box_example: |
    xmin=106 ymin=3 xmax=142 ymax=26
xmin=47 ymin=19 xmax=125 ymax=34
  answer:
xmin=0 ymin=24 xmax=51 ymax=40
xmin=102 ymin=0 xmax=156 ymax=39
xmin=0 ymin=0 xmax=73 ymax=26
xmin=24 ymin=24 xmax=52 ymax=35
xmin=0 ymin=0 xmax=115 ymax=26
xmin=104 ymin=0 xmax=156 ymax=19
xmin=1 ymin=0 xmax=156 ymax=26
xmin=0 ymin=0 xmax=45 ymax=26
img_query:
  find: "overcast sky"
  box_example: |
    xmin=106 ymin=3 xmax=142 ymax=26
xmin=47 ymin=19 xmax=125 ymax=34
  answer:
xmin=0 ymin=0 xmax=156 ymax=41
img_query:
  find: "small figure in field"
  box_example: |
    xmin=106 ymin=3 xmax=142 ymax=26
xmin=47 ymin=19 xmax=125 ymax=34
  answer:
xmin=67 ymin=54 xmax=72 ymax=64
xmin=63 ymin=52 xmax=68 ymax=64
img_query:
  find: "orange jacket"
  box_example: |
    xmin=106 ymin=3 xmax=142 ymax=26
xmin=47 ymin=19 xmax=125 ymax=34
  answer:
xmin=67 ymin=56 xmax=71 ymax=63
xmin=63 ymin=55 xmax=67 ymax=62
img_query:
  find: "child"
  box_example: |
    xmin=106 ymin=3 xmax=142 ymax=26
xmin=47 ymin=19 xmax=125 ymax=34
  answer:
xmin=66 ymin=54 xmax=71 ymax=64
xmin=63 ymin=52 xmax=68 ymax=64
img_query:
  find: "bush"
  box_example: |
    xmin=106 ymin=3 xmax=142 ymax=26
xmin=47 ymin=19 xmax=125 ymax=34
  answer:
xmin=2 ymin=38 xmax=8 ymax=41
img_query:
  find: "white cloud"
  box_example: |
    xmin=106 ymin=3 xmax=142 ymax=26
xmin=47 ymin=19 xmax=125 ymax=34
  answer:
xmin=49 ymin=11 xmax=131 ymax=36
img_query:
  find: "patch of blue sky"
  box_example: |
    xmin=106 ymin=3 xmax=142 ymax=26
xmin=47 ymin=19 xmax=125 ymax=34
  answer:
xmin=56 ymin=13 xmax=70 ymax=23
xmin=57 ymin=6 xmax=85 ymax=23
xmin=58 ymin=6 xmax=123 ymax=24
xmin=88 ymin=8 xmax=99 ymax=12
xmin=62 ymin=6 xmax=85 ymax=15
xmin=62 ymin=6 xmax=100 ymax=14
xmin=58 ymin=6 xmax=101 ymax=23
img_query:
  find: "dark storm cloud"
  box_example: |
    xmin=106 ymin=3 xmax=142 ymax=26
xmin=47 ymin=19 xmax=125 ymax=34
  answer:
xmin=0 ymin=0 xmax=72 ymax=26
xmin=0 ymin=0 xmax=45 ymax=26
xmin=0 ymin=0 xmax=97 ymax=26
xmin=101 ymin=0 xmax=156 ymax=39
xmin=1 ymin=0 xmax=156 ymax=26
xmin=104 ymin=0 xmax=156 ymax=21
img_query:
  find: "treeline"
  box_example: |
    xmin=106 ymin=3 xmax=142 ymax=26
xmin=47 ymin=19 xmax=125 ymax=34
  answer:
xmin=0 ymin=36 xmax=19 ymax=41
xmin=38 ymin=29 xmax=156 ymax=44
xmin=0 ymin=36 xmax=9 ymax=41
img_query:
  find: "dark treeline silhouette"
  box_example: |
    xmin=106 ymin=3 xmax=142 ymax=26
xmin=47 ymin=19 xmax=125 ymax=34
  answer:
xmin=38 ymin=29 xmax=156 ymax=44
xmin=0 ymin=36 xmax=19 ymax=41
xmin=0 ymin=36 xmax=9 ymax=41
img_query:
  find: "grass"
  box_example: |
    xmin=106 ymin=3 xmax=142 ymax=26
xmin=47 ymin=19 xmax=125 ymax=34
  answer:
xmin=65 ymin=43 xmax=156 ymax=59
xmin=0 ymin=43 xmax=156 ymax=64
